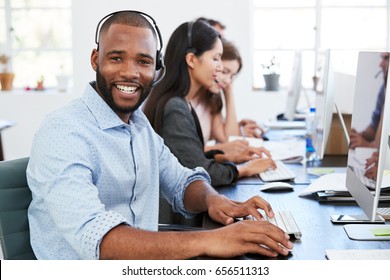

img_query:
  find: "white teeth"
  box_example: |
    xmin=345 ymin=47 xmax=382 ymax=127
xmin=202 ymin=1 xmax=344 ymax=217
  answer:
xmin=116 ymin=85 xmax=137 ymax=94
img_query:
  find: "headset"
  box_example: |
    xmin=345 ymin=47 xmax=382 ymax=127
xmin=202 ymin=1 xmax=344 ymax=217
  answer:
xmin=187 ymin=20 xmax=197 ymax=54
xmin=95 ymin=10 xmax=166 ymax=85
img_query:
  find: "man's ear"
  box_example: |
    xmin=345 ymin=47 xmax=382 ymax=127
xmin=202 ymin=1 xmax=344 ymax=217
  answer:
xmin=91 ymin=49 xmax=98 ymax=71
xmin=185 ymin=52 xmax=196 ymax=70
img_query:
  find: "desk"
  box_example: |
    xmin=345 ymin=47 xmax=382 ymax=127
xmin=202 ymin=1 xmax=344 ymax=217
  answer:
xmin=237 ymin=155 xmax=347 ymax=186
xmin=203 ymin=155 xmax=390 ymax=260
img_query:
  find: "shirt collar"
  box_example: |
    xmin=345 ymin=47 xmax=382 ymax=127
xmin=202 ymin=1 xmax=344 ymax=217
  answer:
xmin=82 ymin=82 xmax=149 ymax=131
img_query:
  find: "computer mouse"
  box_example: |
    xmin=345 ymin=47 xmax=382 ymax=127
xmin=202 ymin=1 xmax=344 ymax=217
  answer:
xmin=260 ymin=182 xmax=294 ymax=192
xmin=262 ymin=135 xmax=269 ymax=141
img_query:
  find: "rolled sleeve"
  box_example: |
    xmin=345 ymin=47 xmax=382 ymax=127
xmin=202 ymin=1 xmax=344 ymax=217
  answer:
xmin=173 ymin=167 xmax=211 ymax=218
xmin=86 ymin=211 xmax=129 ymax=259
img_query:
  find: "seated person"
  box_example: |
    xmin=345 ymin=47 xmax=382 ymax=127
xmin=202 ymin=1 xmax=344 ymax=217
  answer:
xmin=143 ymin=20 xmax=276 ymax=187
xmin=191 ymin=38 xmax=265 ymax=163
xmin=350 ymin=52 xmax=389 ymax=149
xmin=26 ymin=11 xmax=292 ymax=260
xmin=365 ymin=151 xmax=379 ymax=180
xmin=197 ymin=17 xmax=264 ymax=140
xmin=363 ymin=112 xmax=384 ymax=180
xmin=196 ymin=17 xmax=226 ymax=37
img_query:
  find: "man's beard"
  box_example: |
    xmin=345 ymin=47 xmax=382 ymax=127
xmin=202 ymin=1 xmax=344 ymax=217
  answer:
xmin=95 ymin=66 xmax=153 ymax=115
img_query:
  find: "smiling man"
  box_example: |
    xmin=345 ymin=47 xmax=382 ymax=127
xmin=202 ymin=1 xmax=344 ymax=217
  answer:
xmin=91 ymin=16 xmax=157 ymax=122
xmin=26 ymin=11 xmax=292 ymax=260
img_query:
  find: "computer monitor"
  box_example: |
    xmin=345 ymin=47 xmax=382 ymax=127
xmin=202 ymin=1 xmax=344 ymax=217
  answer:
xmin=283 ymin=51 xmax=302 ymax=121
xmin=331 ymin=51 xmax=390 ymax=240
xmin=314 ymin=50 xmax=335 ymax=159
xmin=314 ymin=50 xmax=350 ymax=159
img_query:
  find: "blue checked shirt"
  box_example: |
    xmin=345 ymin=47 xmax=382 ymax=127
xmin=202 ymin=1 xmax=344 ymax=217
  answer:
xmin=27 ymin=82 xmax=210 ymax=259
xmin=370 ymin=84 xmax=385 ymax=131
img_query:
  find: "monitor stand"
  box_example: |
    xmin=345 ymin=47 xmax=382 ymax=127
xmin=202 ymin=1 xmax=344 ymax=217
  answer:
xmin=334 ymin=103 xmax=350 ymax=145
xmin=344 ymin=224 xmax=390 ymax=240
xmin=331 ymin=214 xmax=385 ymax=224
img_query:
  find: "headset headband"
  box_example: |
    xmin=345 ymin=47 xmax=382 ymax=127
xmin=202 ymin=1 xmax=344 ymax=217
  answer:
xmin=95 ymin=10 xmax=163 ymax=51
xmin=187 ymin=21 xmax=197 ymax=54
xmin=94 ymin=10 xmax=165 ymax=72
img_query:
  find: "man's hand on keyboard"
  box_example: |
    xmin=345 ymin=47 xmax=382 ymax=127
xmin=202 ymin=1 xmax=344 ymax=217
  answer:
xmin=204 ymin=195 xmax=294 ymax=258
xmin=204 ymin=220 xmax=293 ymax=258
xmin=237 ymin=157 xmax=276 ymax=178
xmin=207 ymin=195 xmax=275 ymax=226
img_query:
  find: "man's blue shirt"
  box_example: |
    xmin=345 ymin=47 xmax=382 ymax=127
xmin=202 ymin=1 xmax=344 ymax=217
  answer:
xmin=27 ymin=83 xmax=210 ymax=259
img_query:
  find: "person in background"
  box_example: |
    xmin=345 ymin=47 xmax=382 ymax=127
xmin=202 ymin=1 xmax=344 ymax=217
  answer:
xmin=363 ymin=108 xmax=384 ymax=180
xmin=197 ymin=17 xmax=226 ymax=37
xmin=350 ymin=52 xmax=389 ymax=180
xmin=26 ymin=11 xmax=292 ymax=260
xmin=365 ymin=151 xmax=379 ymax=180
xmin=350 ymin=52 xmax=389 ymax=149
xmin=191 ymin=38 xmax=265 ymax=162
xmin=197 ymin=17 xmax=265 ymax=139
xmin=143 ymin=20 xmax=276 ymax=187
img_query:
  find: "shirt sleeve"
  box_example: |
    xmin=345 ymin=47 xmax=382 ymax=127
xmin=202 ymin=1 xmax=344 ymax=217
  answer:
xmin=161 ymin=97 xmax=238 ymax=187
xmin=27 ymin=116 xmax=128 ymax=259
xmin=146 ymin=122 xmax=210 ymax=219
xmin=370 ymin=84 xmax=385 ymax=130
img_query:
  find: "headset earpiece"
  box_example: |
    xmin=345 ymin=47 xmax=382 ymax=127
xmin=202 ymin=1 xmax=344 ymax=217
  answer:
xmin=155 ymin=50 xmax=165 ymax=71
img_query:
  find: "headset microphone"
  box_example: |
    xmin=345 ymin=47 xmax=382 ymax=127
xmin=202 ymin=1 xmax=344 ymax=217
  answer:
xmin=151 ymin=66 xmax=166 ymax=87
xmin=375 ymin=70 xmax=382 ymax=79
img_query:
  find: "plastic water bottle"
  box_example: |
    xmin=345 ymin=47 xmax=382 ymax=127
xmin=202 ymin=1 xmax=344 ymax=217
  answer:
xmin=305 ymin=107 xmax=317 ymax=162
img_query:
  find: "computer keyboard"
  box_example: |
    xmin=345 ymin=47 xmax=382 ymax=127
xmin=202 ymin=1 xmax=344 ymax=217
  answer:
xmin=354 ymin=167 xmax=376 ymax=189
xmin=377 ymin=207 xmax=390 ymax=220
xmin=259 ymin=160 xmax=296 ymax=182
xmin=266 ymin=210 xmax=302 ymax=240
xmin=243 ymin=210 xmax=302 ymax=240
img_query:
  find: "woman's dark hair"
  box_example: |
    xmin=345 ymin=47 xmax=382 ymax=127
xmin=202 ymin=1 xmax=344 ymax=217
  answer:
xmin=203 ymin=38 xmax=243 ymax=115
xmin=143 ymin=20 xmax=221 ymax=134
xmin=221 ymin=38 xmax=242 ymax=74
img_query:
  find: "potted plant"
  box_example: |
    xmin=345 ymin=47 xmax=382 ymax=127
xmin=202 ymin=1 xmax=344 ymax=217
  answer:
xmin=262 ymin=56 xmax=280 ymax=91
xmin=0 ymin=54 xmax=15 ymax=91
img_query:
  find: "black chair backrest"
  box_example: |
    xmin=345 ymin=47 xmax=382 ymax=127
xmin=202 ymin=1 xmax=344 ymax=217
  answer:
xmin=0 ymin=157 xmax=36 ymax=259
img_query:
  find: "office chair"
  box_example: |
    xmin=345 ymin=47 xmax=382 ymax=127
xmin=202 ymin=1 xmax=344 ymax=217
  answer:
xmin=158 ymin=196 xmax=203 ymax=231
xmin=0 ymin=157 xmax=36 ymax=260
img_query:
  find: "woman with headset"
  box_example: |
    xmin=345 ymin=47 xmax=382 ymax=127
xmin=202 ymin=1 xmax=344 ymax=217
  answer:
xmin=143 ymin=20 xmax=276 ymax=187
xmin=191 ymin=38 xmax=267 ymax=161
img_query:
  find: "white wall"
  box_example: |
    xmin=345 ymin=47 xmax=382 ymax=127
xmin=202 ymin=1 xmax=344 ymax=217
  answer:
xmin=0 ymin=0 xmax=288 ymax=160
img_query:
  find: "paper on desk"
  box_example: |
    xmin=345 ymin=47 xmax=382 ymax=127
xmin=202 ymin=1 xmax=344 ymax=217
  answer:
xmin=262 ymin=139 xmax=305 ymax=163
xmin=299 ymin=173 xmax=347 ymax=196
xmin=300 ymin=170 xmax=390 ymax=196
xmin=264 ymin=121 xmax=306 ymax=129
xmin=227 ymin=136 xmax=304 ymax=163
xmin=206 ymin=137 xmax=264 ymax=148
xmin=370 ymin=227 xmax=390 ymax=236
xmin=228 ymin=136 xmax=264 ymax=147
xmin=325 ymin=249 xmax=390 ymax=260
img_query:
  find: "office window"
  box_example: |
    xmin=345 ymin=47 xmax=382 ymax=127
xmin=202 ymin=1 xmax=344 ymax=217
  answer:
xmin=1 ymin=0 xmax=72 ymax=90
xmin=253 ymin=0 xmax=389 ymax=89
xmin=0 ymin=1 xmax=4 ymax=50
